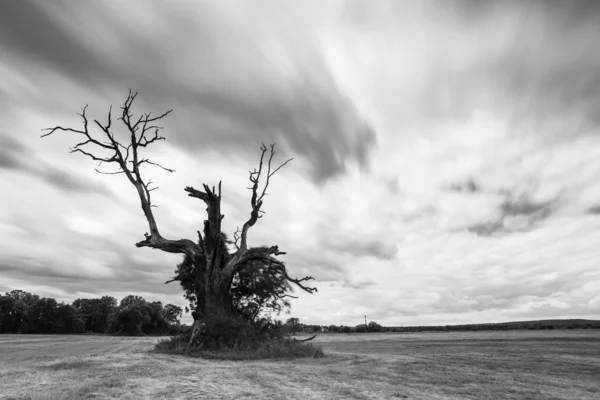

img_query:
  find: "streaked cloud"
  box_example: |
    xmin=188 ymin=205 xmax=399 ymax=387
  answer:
xmin=0 ymin=0 xmax=375 ymax=183
xmin=0 ymin=133 xmax=113 ymax=196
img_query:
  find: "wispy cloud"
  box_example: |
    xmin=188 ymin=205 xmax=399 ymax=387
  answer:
xmin=467 ymin=189 xmax=561 ymax=237
xmin=328 ymin=238 xmax=398 ymax=260
xmin=448 ymin=179 xmax=481 ymax=194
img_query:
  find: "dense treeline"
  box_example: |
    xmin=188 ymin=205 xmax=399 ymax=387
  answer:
xmin=3 ymin=289 xmax=597 ymax=336
xmin=0 ymin=290 xmax=186 ymax=336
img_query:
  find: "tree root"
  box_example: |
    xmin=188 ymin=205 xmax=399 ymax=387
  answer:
xmin=293 ymin=334 xmax=317 ymax=342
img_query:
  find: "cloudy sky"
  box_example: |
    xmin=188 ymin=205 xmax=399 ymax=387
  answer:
xmin=1 ymin=0 xmax=600 ymax=326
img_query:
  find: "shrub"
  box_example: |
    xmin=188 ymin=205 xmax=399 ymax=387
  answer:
xmin=154 ymin=333 xmax=324 ymax=360
xmin=155 ymin=334 xmax=189 ymax=353
xmin=252 ymin=340 xmax=324 ymax=360
xmin=183 ymin=312 xmax=288 ymax=351
xmin=154 ymin=312 xmax=323 ymax=360
xmin=368 ymin=321 xmax=382 ymax=332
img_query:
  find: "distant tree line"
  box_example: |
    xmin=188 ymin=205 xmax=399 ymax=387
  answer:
xmin=282 ymin=319 xmax=600 ymax=334
xmin=4 ymin=289 xmax=597 ymax=336
xmin=0 ymin=290 xmax=187 ymax=336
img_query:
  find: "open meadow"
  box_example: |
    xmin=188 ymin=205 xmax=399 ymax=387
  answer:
xmin=1 ymin=330 xmax=599 ymax=400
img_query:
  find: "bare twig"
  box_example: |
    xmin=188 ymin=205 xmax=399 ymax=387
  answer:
xmin=233 ymin=226 xmax=241 ymax=250
xmin=94 ymin=169 xmax=126 ymax=175
xmin=137 ymin=159 xmax=175 ymax=173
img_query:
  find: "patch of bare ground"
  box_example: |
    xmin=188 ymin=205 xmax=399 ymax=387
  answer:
xmin=1 ymin=331 xmax=599 ymax=399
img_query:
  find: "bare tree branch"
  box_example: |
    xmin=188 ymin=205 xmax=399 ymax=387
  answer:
xmin=284 ymin=274 xmax=317 ymax=294
xmin=42 ymin=106 xmax=114 ymax=150
xmin=237 ymin=143 xmax=292 ymax=253
xmin=165 ymin=277 xmax=194 ymax=285
xmin=42 ymin=90 xmax=191 ymax=256
xmin=69 ymin=147 xmax=115 ymax=163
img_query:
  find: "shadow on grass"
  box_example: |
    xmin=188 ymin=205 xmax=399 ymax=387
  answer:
xmin=11 ymin=376 xmax=128 ymax=400
xmin=38 ymin=359 xmax=97 ymax=371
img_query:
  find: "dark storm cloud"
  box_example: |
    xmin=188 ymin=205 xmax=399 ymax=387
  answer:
xmin=467 ymin=221 xmax=504 ymax=237
xmin=0 ymin=0 xmax=376 ymax=183
xmin=39 ymin=167 xmax=102 ymax=193
xmin=0 ymin=133 xmax=111 ymax=195
xmin=588 ymin=205 xmax=600 ymax=215
xmin=174 ymin=86 xmax=376 ymax=184
xmin=286 ymin=252 xmax=345 ymax=283
xmin=448 ymin=179 xmax=480 ymax=194
xmin=0 ymin=135 xmax=26 ymax=169
xmin=499 ymin=195 xmax=556 ymax=219
xmin=0 ymin=231 xmax=179 ymax=296
xmin=420 ymin=0 xmax=600 ymax=139
xmin=0 ymin=266 xmax=181 ymax=302
xmin=467 ymin=192 xmax=560 ymax=237
xmin=441 ymin=0 xmax=600 ymax=22
xmin=0 ymin=0 xmax=113 ymax=85
xmin=0 ymin=133 xmax=41 ymax=172
xmin=0 ymin=261 xmax=94 ymax=282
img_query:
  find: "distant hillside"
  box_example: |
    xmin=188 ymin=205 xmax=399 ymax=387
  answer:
xmin=386 ymin=319 xmax=600 ymax=332
xmin=505 ymin=319 xmax=600 ymax=327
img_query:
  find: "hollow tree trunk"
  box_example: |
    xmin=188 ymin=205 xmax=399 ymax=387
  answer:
xmin=186 ymin=253 xmax=235 ymax=352
xmin=198 ymin=271 xmax=233 ymax=319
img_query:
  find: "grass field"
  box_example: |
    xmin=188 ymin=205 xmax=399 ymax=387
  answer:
xmin=1 ymin=330 xmax=599 ymax=399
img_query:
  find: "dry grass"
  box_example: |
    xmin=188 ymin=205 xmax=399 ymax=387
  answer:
xmin=1 ymin=330 xmax=599 ymax=399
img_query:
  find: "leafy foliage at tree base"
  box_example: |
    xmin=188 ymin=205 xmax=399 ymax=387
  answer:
xmin=154 ymin=333 xmax=324 ymax=360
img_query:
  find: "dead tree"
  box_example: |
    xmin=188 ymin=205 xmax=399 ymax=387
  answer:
xmin=42 ymin=91 xmax=316 ymax=349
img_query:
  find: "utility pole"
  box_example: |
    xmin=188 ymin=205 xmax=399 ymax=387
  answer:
xmin=365 ymin=315 xmax=368 ymax=332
